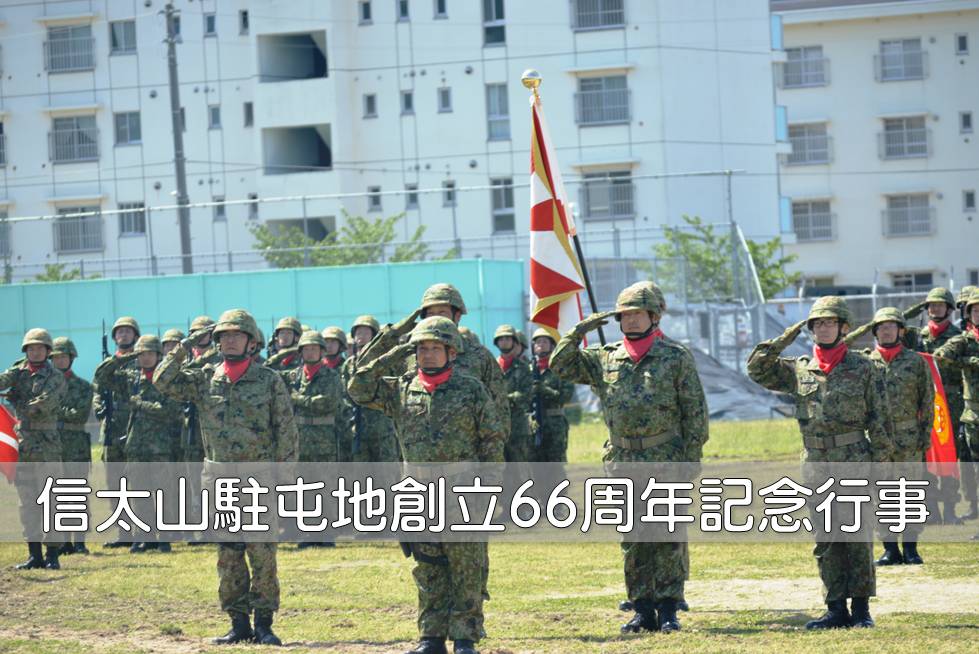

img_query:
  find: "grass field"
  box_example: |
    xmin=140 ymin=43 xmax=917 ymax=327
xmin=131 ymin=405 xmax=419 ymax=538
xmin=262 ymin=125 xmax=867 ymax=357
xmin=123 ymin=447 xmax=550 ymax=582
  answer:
xmin=1 ymin=419 xmax=976 ymax=653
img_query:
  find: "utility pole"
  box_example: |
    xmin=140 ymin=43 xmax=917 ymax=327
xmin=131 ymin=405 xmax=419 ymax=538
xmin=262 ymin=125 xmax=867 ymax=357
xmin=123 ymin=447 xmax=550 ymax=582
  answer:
xmin=165 ymin=2 xmax=193 ymax=274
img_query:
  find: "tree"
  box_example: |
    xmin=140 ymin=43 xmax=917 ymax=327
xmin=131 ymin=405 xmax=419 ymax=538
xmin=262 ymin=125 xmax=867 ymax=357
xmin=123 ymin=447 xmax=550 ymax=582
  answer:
xmin=249 ymin=210 xmax=457 ymax=268
xmin=32 ymin=263 xmax=101 ymax=283
xmin=643 ymin=215 xmax=800 ymax=302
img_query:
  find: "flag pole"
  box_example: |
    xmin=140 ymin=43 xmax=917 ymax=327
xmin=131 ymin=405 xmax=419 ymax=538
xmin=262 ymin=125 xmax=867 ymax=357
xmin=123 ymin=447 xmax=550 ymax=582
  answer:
xmin=522 ymin=70 xmax=606 ymax=346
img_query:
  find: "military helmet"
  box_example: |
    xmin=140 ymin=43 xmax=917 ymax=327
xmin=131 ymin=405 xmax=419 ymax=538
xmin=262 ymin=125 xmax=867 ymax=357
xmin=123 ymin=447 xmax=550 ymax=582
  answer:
xmin=458 ymin=326 xmax=477 ymax=347
xmin=254 ymin=328 xmax=266 ymax=350
xmin=957 ymin=285 xmax=977 ymax=309
xmin=925 ymin=287 xmax=955 ymax=310
xmin=515 ymin=330 xmax=529 ymax=350
xmin=273 ymin=316 xmax=302 ymax=338
xmin=111 ymin=316 xmax=141 ymax=338
xmin=351 ymin=314 xmax=380 ymax=335
xmin=21 ymin=328 xmax=53 ymax=352
xmin=297 ymin=330 xmax=327 ymax=350
xmin=301 ymin=324 xmax=313 ymax=333
xmin=420 ymin=283 xmax=467 ymax=315
xmin=871 ymin=307 xmax=905 ymax=332
xmin=532 ymin=327 xmax=557 ymax=344
xmin=133 ymin=334 xmax=163 ymax=355
xmin=320 ymin=326 xmax=348 ymax=349
xmin=493 ymin=324 xmax=519 ymax=345
xmin=189 ymin=315 xmax=215 ymax=332
xmin=161 ymin=328 xmax=185 ymax=344
xmin=964 ymin=288 xmax=979 ymax=314
xmin=806 ymin=296 xmax=851 ymax=327
xmin=409 ymin=316 xmax=462 ymax=351
xmin=614 ymin=281 xmax=666 ymax=316
xmin=213 ymin=309 xmax=260 ymax=341
xmin=50 ymin=336 xmax=77 ymax=358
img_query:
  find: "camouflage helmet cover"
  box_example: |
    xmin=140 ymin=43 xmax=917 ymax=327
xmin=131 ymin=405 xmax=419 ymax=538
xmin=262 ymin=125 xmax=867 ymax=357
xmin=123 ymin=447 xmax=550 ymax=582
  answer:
xmin=320 ymin=326 xmax=348 ymax=349
xmin=21 ymin=328 xmax=53 ymax=352
xmin=871 ymin=307 xmax=905 ymax=331
xmin=807 ymin=296 xmax=851 ymax=326
xmin=409 ymin=316 xmax=462 ymax=351
xmin=50 ymin=336 xmax=77 ymax=358
xmin=924 ymin=287 xmax=955 ymax=309
xmin=133 ymin=334 xmax=163 ymax=355
xmin=111 ymin=316 xmax=141 ymax=338
xmin=213 ymin=309 xmax=260 ymax=341
xmin=614 ymin=281 xmax=666 ymax=315
xmin=420 ymin=283 xmax=467 ymax=315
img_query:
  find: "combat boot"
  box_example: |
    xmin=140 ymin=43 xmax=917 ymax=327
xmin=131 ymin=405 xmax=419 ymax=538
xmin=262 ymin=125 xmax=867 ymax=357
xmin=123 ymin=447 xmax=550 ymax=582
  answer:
xmin=943 ymin=501 xmax=963 ymax=525
xmin=618 ymin=599 xmax=633 ymax=612
xmin=254 ymin=611 xmax=282 ymax=646
xmin=212 ymin=612 xmax=252 ymax=645
xmin=14 ymin=542 xmax=44 ymax=570
xmin=452 ymin=639 xmax=477 ymax=654
xmin=850 ymin=597 xmax=875 ymax=628
xmin=875 ymin=541 xmax=903 ymax=566
xmin=620 ymin=598 xmax=657 ymax=633
xmin=902 ymin=541 xmax=923 ymax=565
xmin=73 ymin=541 xmax=90 ymax=555
xmin=405 ymin=637 xmax=447 ymax=654
xmin=964 ymin=500 xmax=979 ymax=521
xmin=157 ymin=542 xmax=172 ymax=553
xmin=43 ymin=545 xmax=61 ymax=570
xmin=657 ymin=599 xmax=681 ymax=633
xmin=805 ymin=599 xmax=850 ymax=630
xmin=59 ymin=542 xmax=75 ymax=556
xmin=129 ymin=542 xmax=146 ymax=554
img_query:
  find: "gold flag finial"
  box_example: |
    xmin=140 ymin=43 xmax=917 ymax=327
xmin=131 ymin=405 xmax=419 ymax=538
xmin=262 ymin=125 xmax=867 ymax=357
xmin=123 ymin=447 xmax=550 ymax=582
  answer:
xmin=521 ymin=69 xmax=542 ymax=103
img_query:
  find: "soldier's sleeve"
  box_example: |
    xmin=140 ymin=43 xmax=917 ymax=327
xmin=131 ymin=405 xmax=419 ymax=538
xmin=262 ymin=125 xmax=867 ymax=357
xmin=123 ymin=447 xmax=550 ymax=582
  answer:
xmin=474 ymin=383 xmax=505 ymax=463
xmin=917 ymin=356 xmax=935 ymax=451
xmin=91 ymin=383 xmax=105 ymax=415
xmin=355 ymin=324 xmax=404 ymax=368
xmin=549 ymin=332 xmax=604 ymax=387
xmin=746 ymin=340 xmax=798 ymax=394
xmin=26 ymin=368 xmax=66 ymax=417
xmin=270 ymin=373 xmax=299 ymax=463
xmin=536 ymin=373 xmax=563 ymax=401
xmin=132 ymin=381 xmax=172 ymax=419
xmin=675 ymin=348 xmax=709 ymax=462
xmin=347 ymin=346 xmax=408 ymax=414
xmin=61 ymin=381 xmax=94 ymax=423
xmin=152 ymin=346 xmax=204 ymax=402
xmin=92 ymin=355 xmax=129 ymax=394
xmin=507 ymin=363 xmax=533 ymax=406
xmin=558 ymin=378 xmax=576 ymax=405
xmin=0 ymin=366 xmax=17 ymax=390
xmin=865 ymin=364 xmax=895 ymax=463
xmin=296 ymin=372 xmax=341 ymax=416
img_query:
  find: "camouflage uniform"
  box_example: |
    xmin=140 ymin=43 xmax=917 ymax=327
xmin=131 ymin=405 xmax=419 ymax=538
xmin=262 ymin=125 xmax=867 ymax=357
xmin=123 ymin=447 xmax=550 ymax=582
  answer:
xmin=52 ymin=338 xmax=94 ymax=464
xmin=551 ymin=282 xmax=707 ymax=633
xmin=282 ymin=331 xmax=346 ymax=462
xmin=748 ymin=296 xmax=891 ymax=629
xmin=343 ymin=316 xmax=400 ymax=462
xmin=181 ymin=316 xmax=222 ymax=463
xmin=154 ymin=309 xmax=298 ymax=644
xmin=531 ymin=328 xmax=576 ymax=463
xmin=94 ymin=317 xmax=140 ymax=468
xmin=1 ymin=329 xmax=66 ymax=566
xmin=494 ymin=325 xmax=534 ymax=462
xmin=266 ymin=317 xmax=303 ymax=371
xmin=348 ymin=317 xmax=505 ymax=648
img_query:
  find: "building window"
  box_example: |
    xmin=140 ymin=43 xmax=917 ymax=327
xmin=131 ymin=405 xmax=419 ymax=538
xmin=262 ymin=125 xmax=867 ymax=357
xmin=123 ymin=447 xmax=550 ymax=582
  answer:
xmin=45 ymin=24 xmax=95 ymax=72
xmin=956 ymin=33 xmax=969 ymax=55
xmin=442 ymin=180 xmax=456 ymax=207
xmin=54 ymin=206 xmax=103 ymax=252
xmin=113 ymin=111 xmax=142 ymax=145
xmin=803 ymin=276 xmax=835 ymax=289
xmin=405 ymin=183 xmax=419 ymax=209
xmin=438 ymin=87 xmax=452 ymax=113
xmin=243 ymin=102 xmax=254 ymax=127
xmin=876 ymin=38 xmax=926 ymax=81
xmin=363 ymin=93 xmax=378 ymax=118
xmin=791 ymin=200 xmax=834 ymax=242
xmin=434 ymin=0 xmax=448 ymax=18
xmin=965 ymin=190 xmax=977 ymax=212
xmin=969 ymin=269 xmax=979 ymax=286
xmin=880 ymin=116 xmax=928 ymax=159
xmin=961 ymin=111 xmax=973 ymax=134
xmin=367 ymin=186 xmax=382 ymax=212
xmin=786 ymin=123 xmax=830 ymax=165
xmin=483 ymin=0 xmax=505 ymax=45
xmin=397 ymin=0 xmax=410 ymax=21
xmin=208 ymin=105 xmax=221 ymax=129
xmin=883 ymin=194 xmax=933 ymax=237
xmin=572 ymin=0 xmax=625 ymax=30
xmin=491 ymin=178 xmax=515 ymax=233
xmin=213 ymin=196 xmax=226 ymax=222
xmin=0 ymin=123 xmax=5 ymax=166
xmin=49 ymin=115 xmax=99 ymax=163
xmin=247 ymin=193 xmax=259 ymax=220
xmin=401 ymin=90 xmax=414 ymax=115
xmin=118 ymin=202 xmax=146 ymax=236
xmin=109 ymin=20 xmax=137 ymax=54
xmin=239 ymin=10 xmax=250 ymax=35
xmin=0 ymin=212 xmax=10 ymax=257
xmin=204 ymin=13 xmax=217 ymax=36
xmin=891 ymin=272 xmax=933 ymax=292
xmin=486 ymin=83 xmax=510 ymax=140
xmin=580 ymin=172 xmax=635 ymax=221
xmin=359 ymin=1 xmax=373 ymax=24
xmin=575 ymin=75 xmax=630 ymax=125
xmin=780 ymin=45 xmax=827 ymax=88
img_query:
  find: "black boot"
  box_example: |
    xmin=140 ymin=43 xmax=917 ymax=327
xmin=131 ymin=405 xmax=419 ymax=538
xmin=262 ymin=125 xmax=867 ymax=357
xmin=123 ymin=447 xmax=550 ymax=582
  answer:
xmin=157 ymin=542 xmax=172 ymax=553
xmin=902 ymin=541 xmax=923 ymax=565
xmin=129 ymin=542 xmax=146 ymax=554
xmin=452 ymin=640 xmax=477 ymax=654
xmin=44 ymin=545 xmax=61 ymax=570
xmin=212 ymin=612 xmax=253 ymax=645
xmin=73 ymin=541 xmax=90 ymax=555
xmin=657 ymin=599 xmax=681 ymax=633
xmin=618 ymin=599 xmax=633 ymax=612
xmin=405 ymin=637 xmax=447 ymax=654
xmin=254 ymin=611 xmax=282 ymax=646
xmin=964 ymin=500 xmax=979 ymax=521
xmin=850 ymin=597 xmax=875 ymax=628
xmin=620 ymin=598 xmax=657 ymax=633
xmin=59 ymin=542 xmax=75 ymax=556
xmin=15 ymin=542 xmax=45 ymax=570
xmin=805 ymin=599 xmax=850 ymax=630
xmin=296 ymin=542 xmax=314 ymax=550
xmin=944 ymin=501 xmax=963 ymax=525
xmin=875 ymin=541 xmax=904 ymax=566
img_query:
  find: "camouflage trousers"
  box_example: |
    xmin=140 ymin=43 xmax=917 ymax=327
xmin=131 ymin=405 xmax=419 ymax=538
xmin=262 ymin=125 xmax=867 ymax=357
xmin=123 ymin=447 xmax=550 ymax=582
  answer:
xmin=411 ymin=542 xmax=487 ymax=642
xmin=621 ymin=541 xmax=689 ymax=603
xmin=536 ymin=418 xmax=569 ymax=463
xmin=814 ymin=540 xmax=875 ymax=601
xmin=60 ymin=430 xmax=92 ymax=463
xmin=955 ymin=422 xmax=979 ymax=503
xmin=350 ymin=411 xmax=400 ymax=462
xmin=16 ymin=435 xmax=64 ymax=545
xmin=878 ymin=452 xmax=928 ymax=541
xmin=217 ymin=543 xmax=280 ymax=616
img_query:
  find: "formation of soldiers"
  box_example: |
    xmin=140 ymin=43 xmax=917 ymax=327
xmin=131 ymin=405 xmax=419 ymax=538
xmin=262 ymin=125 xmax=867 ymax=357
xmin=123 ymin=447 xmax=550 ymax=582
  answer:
xmin=3 ymin=280 xmax=978 ymax=651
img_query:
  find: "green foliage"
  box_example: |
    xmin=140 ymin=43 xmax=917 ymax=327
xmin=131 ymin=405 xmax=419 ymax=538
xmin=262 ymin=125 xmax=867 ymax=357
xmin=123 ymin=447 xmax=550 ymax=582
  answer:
xmin=32 ymin=263 xmax=102 ymax=283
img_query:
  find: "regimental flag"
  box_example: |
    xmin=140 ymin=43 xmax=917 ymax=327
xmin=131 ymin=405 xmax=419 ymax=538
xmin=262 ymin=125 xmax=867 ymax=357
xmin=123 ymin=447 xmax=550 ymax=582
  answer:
xmin=528 ymin=96 xmax=586 ymax=343
xmin=919 ymin=353 xmax=959 ymax=478
xmin=0 ymin=403 xmax=19 ymax=483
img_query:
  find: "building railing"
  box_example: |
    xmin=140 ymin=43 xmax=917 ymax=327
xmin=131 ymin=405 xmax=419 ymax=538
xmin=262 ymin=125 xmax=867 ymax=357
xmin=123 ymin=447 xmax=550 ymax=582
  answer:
xmin=874 ymin=50 xmax=927 ymax=82
xmin=579 ymin=180 xmax=635 ymax=221
xmin=882 ymin=206 xmax=934 ymax=237
xmin=574 ymin=88 xmax=631 ymax=125
xmin=778 ymin=58 xmax=830 ymax=88
xmin=48 ymin=127 xmax=100 ymax=163
xmin=44 ymin=36 xmax=95 ymax=73
xmin=786 ymin=133 xmax=832 ymax=165
xmin=878 ymin=128 xmax=930 ymax=159
xmin=793 ymin=211 xmax=836 ymax=242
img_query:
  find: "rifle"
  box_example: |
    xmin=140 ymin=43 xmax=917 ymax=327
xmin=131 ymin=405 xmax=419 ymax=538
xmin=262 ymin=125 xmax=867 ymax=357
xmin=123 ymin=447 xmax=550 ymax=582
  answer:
xmin=350 ymin=347 xmax=363 ymax=456
xmin=532 ymin=356 xmax=545 ymax=449
xmin=96 ymin=319 xmax=115 ymax=445
xmin=267 ymin=317 xmax=279 ymax=358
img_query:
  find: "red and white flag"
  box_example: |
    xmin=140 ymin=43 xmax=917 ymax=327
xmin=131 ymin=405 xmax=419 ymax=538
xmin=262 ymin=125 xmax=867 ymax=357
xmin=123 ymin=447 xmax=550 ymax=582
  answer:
xmin=528 ymin=95 xmax=586 ymax=342
xmin=0 ymin=403 xmax=19 ymax=482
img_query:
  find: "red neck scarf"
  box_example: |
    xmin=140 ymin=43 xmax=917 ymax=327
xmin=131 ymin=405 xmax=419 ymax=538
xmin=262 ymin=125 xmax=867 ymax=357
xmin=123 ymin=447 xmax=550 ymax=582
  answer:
xmin=928 ymin=319 xmax=951 ymax=339
xmin=280 ymin=353 xmax=295 ymax=368
xmin=192 ymin=346 xmax=209 ymax=359
xmin=968 ymin=323 xmax=979 ymax=340
xmin=26 ymin=361 xmax=44 ymax=374
xmin=813 ymin=342 xmax=848 ymax=374
xmin=417 ymin=368 xmax=453 ymax=394
xmin=223 ymin=358 xmax=251 ymax=384
xmin=875 ymin=343 xmax=903 ymax=363
xmin=115 ymin=350 xmax=131 ymax=358
xmin=498 ymin=354 xmax=515 ymax=372
xmin=62 ymin=369 xmax=74 ymax=379
xmin=323 ymin=355 xmax=342 ymax=369
xmin=622 ymin=329 xmax=664 ymax=363
xmin=142 ymin=367 xmax=156 ymax=382
xmin=536 ymin=356 xmax=550 ymax=371
xmin=303 ymin=361 xmax=324 ymax=380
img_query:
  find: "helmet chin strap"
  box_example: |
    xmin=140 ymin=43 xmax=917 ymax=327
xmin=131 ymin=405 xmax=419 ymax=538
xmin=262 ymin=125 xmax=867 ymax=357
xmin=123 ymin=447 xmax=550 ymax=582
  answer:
xmin=497 ymin=345 xmax=514 ymax=355
xmin=420 ymin=360 xmax=453 ymax=376
xmin=624 ymin=321 xmax=658 ymax=341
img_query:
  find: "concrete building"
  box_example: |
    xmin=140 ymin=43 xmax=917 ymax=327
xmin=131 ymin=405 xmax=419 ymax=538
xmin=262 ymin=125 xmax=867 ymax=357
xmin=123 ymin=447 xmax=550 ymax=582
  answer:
xmin=773 ymin=0 xmax=979 ymax=292
xmin=0 ymin=0 xmax=783 ymax=290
